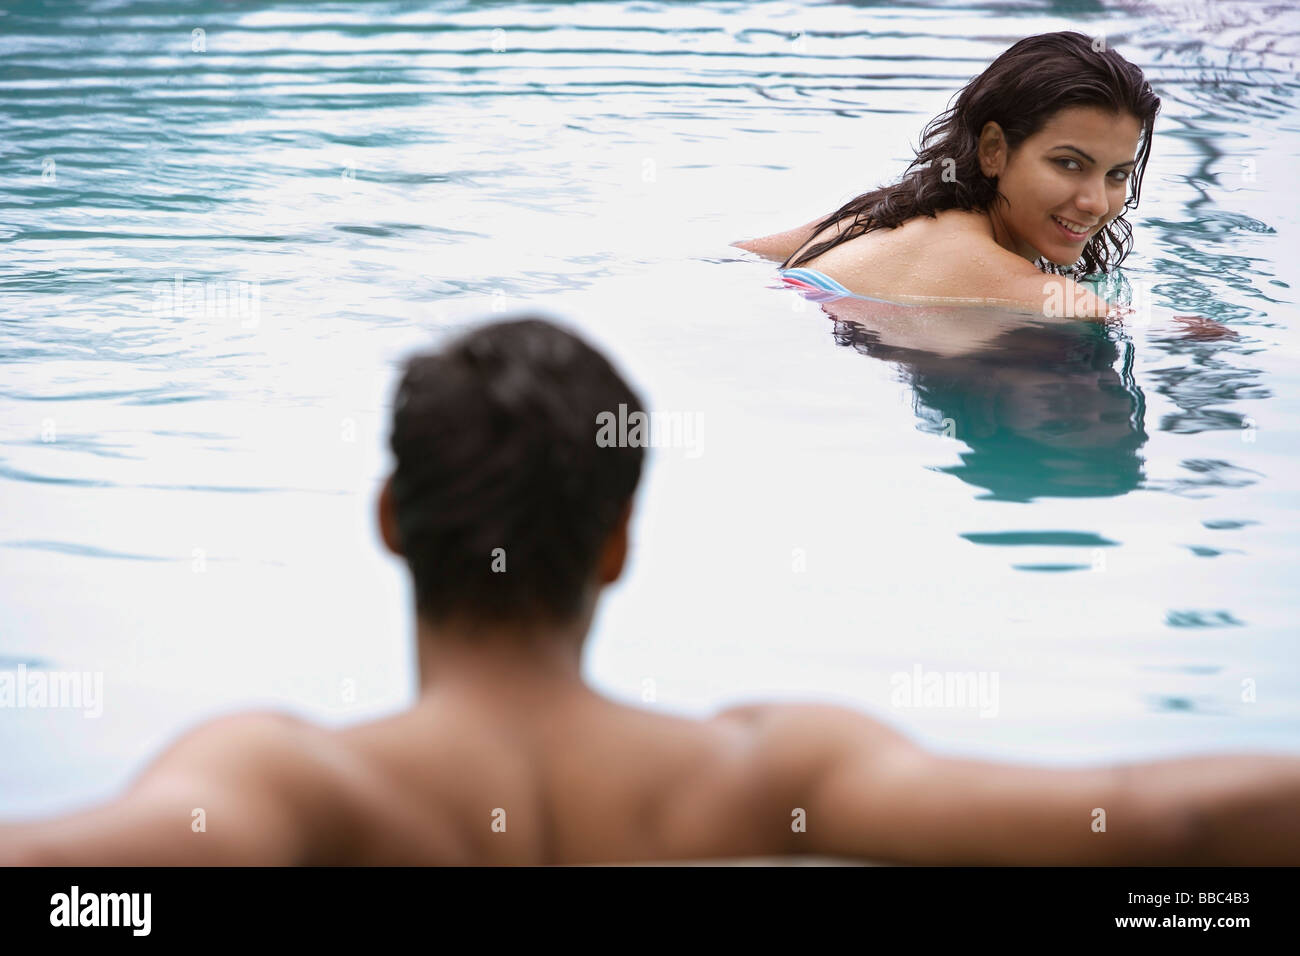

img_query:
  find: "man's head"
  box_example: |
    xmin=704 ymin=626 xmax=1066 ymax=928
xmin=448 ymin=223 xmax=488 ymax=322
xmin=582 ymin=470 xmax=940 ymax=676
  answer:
xmin=379 ymin=316 xmax=645 ymax=634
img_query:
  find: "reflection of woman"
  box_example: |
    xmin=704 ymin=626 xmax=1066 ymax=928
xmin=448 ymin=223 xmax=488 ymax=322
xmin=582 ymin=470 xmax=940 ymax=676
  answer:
xmin=734 ymin=31 xmax=1158 ymax=317
xmin=829 ymin=309 xmax=1149 ymax=501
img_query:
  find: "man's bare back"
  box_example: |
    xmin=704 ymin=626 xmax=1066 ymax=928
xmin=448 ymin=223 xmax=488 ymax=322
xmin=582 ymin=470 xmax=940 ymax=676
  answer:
xmin=309 ymin=691 xmax=1105 ymax=865
xmin=0 ymin=689 xmax=832 ymax=866
xmin=325 ymin=691 xmax=786 ymax=865
xmin=11 ymin=675 xmax=1300 ymax=867
xmin=303 ymin=693 xmax=1300 ymax=866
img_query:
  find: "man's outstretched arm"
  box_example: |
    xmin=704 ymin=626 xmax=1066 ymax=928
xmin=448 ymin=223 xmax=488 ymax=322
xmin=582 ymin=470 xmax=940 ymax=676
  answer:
xmin=0 ymin=712 xmax=354 ymax=866
xmin=740 ymin=703 xmax=1300 ymax=865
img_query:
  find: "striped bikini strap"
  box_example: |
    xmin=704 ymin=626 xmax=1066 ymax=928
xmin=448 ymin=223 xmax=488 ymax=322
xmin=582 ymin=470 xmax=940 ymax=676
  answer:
xmin=778 ymin=268 xmax=855 ymax=301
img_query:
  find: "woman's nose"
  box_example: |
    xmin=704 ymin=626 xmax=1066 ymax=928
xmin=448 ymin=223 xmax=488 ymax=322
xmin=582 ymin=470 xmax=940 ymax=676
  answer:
xmin=1076 ymin=178 xmax=1109 ymax=219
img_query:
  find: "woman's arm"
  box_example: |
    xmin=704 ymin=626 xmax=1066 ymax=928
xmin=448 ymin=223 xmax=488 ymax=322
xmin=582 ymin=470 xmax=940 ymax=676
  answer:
xmin=732 ymin=214 xmax=842 ymax=263
xmin=1012 ymin=274 xmax=1237 ymax=339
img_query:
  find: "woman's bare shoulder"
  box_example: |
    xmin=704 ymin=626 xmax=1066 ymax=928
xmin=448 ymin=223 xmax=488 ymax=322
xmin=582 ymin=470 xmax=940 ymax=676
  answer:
xmin=814 ymin=224 xmax=1109 ymax=315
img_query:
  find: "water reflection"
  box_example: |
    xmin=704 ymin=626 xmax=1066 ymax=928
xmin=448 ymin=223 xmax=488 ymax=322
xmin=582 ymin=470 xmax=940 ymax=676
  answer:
xmin=822 ymin=299 xmax=1149 ymax=501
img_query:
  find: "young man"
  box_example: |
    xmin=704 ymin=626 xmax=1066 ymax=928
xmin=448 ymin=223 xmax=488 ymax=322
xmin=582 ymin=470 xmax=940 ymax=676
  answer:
xmin=2 ymin=316 xmax=1297 ymax=866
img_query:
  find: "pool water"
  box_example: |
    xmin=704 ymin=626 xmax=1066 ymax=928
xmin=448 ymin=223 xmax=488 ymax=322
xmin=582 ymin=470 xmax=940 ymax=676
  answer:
xmin=1 ymin=0 xmax=1298 ymax=816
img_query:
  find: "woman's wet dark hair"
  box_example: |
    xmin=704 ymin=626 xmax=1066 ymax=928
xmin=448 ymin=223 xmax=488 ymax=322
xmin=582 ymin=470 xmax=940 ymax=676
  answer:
xmin=781 ymin=31 xmax=1161 ymax=278
xmin=387 ymin=316 xmax=645 ymax=631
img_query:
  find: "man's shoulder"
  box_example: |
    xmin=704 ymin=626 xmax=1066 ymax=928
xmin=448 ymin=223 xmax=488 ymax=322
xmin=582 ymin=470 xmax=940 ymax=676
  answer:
xmin=151 ymin=709 xmax=301 ymax=761
xmin=155 ymin=708 xmax=334 ymax=766
xmin=147 ymin=709 xmax=367 ymax=811
xmin=148 ymin=709 xmax=369 ymax=815
xmin=712 ymin=700 xmax=909 ymax=777
xmin=714 ymin=699 xmax=898 ymax=730
xmin=148 ymin=708 xmax=450 ymax=863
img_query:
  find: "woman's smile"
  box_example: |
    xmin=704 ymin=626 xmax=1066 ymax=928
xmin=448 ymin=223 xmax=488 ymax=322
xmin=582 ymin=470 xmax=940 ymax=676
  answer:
xmin=1050 ymin=214 xmax=1094 ymax=242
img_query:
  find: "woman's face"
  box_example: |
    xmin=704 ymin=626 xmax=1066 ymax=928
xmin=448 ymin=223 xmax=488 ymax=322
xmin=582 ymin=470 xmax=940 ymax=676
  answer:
xmin=978 ymin=106 xmax=1143 ymax=266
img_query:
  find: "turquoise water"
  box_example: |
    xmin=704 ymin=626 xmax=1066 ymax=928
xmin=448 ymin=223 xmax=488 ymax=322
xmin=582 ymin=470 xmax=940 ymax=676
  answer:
xmin=1 ymin=1 xmax=1298 ymax=816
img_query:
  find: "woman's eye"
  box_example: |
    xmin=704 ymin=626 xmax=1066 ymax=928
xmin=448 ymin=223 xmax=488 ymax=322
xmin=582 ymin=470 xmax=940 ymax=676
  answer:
xmin=1057 ymin=158 xmax=1129 ymax=182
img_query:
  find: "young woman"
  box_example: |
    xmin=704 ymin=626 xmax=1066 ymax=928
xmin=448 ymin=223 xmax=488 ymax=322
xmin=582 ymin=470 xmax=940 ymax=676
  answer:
xmin=735 ymin=32 xmax=1162 ymax=320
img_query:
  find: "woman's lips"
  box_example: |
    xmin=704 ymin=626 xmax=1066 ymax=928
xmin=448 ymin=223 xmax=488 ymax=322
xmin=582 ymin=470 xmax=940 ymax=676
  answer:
xmin=1051 ymin=214 xmax=1091 ymax=242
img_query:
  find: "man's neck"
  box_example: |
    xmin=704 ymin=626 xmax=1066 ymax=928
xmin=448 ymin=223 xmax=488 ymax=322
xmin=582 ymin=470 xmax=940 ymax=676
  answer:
xmin=413 ymin=613 xmax=591 ymax=700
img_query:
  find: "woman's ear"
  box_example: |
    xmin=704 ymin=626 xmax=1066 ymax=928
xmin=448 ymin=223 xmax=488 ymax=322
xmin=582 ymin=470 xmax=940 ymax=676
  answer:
xmin=977 ymin=120 xmax=1007 ymax=179
xmin=377 ymin=473 xmax=404 ymax=556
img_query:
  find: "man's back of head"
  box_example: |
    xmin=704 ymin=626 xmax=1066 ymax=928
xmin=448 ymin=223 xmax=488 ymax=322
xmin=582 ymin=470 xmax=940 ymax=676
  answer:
xmin=385 ymin=315 xmax=646 ymax=633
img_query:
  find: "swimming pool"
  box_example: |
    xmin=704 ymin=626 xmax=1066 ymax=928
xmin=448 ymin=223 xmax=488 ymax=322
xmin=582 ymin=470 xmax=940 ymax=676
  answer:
xmin=1 ymin=0 xmax=1298 ymax=816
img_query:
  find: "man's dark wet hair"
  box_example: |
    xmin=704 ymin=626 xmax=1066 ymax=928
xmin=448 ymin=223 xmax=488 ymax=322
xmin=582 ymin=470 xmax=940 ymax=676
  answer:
xmin=387 ymin=315 xmax=645 ymax=630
